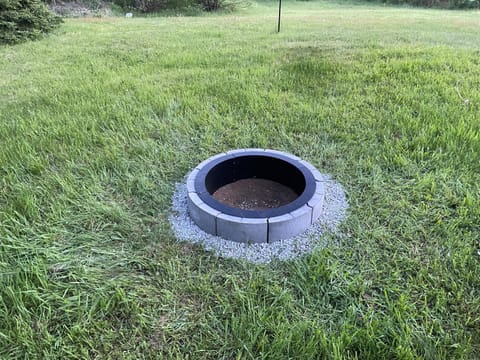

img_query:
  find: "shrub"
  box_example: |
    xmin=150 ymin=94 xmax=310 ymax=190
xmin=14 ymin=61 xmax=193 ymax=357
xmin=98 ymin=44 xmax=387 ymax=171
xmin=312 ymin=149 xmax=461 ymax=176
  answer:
xmin=112 ymin=0 xmax=195 ymax=12
xmin=0 ymin=0 xmax=62 ymax=45
xmin=112 ymin=0 xmax=245 ymax=13
xmin=195 ymin=0 xmax=248 ymax=11
xmin=198 ymin=0 xmax=223 ymax=11
xmin=447 ymin=0 xmax=479 ymax=8
xmin=362 ymin=0 xmax=479 ymax=8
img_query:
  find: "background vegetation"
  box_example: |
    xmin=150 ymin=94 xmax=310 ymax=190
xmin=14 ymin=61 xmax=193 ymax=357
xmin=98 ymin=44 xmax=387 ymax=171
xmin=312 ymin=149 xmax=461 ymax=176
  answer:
xmin=366 ymin=0 xmax=479 ymax=10
xmin=1 ymin=1 xmax=479 ymax=358
xmin=109 ymin=0 xmax=241 ymax=14
xmin=2 ymin=0 xmax=478 ymax=46
xmin=110 ymin=0 xmax=480 ymax=13
xmin=0 ymin=0 xmax=61 ymax=44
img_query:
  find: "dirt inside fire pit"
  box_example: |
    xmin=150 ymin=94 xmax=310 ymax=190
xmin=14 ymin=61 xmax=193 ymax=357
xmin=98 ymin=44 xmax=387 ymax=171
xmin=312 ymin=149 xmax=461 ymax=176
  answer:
xmin=212 ymin=178 xmax=298 ymax=210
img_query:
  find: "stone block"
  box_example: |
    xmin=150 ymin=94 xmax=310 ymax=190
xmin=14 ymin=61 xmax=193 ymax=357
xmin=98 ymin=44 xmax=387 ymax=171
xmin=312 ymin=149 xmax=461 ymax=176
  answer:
xmin=186 ymin=168 xmax=199 ymax=193
xmin=265 ymin=149 xmax=301 ymax=161
xmin=299 ymin=159 xmax=324 ymax=182
xmin=217 ymin=214 xmax=268 ymax=244
xmin=187 ymin=192 xmax=220 ymax=235
xmin=308 ymin=182 xmax=325 ymax=223
xmin=268 ymin=204 xmax=312 ymax=242
xmin=195 ymin=152 xmax=229 ymax=171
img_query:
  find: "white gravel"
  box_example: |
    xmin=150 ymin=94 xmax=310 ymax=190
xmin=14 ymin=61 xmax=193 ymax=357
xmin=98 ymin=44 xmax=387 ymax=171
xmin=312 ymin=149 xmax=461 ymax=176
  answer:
xmin=168 ymin=173 xmax=348 ymax=264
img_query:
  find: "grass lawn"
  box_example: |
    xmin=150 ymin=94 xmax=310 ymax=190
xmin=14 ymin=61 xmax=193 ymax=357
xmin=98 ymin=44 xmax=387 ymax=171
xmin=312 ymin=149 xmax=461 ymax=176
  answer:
xmin=1 ymin=1 xmax=479 ymax=358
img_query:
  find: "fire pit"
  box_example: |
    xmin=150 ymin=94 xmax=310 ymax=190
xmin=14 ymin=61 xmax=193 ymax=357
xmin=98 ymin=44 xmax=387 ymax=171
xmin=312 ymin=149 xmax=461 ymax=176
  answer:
xmin=187 ymin=149 xmax=325 ymax=243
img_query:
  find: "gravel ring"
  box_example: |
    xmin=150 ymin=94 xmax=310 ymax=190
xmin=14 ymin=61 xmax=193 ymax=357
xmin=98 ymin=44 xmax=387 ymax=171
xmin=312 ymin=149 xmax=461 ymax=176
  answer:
xmin=168 ymin=173 xmax=348 ymax=264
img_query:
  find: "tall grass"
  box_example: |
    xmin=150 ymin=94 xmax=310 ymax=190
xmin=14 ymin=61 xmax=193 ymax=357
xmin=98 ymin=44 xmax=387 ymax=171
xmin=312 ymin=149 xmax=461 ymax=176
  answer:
xmin=1 ymin=2 xmax=479 ymax=358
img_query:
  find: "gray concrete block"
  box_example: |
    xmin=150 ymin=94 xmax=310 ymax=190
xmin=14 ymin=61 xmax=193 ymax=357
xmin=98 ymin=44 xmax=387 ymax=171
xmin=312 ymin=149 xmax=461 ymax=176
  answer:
xmin=195 ymin=152 xmax=229 ymax=171
xmin=187 ymin=192 xmax=220 ymax=235
xmin=265 ymin=149 xmax=301 ymax=161
xmin=298 ymin=159 xmax=324 ymax=182
xmin=241 ymin=148 xmax=265 ymax=153
xmin=308 ymin=182 xmax=325 ymax=223
xmin=217 ymin=214 xmax=268 ymax=244
xmin=267 ymin=213 xmax=293 ymax=243
xmin=268 ymin=205 xmax=312 ymax=242
xmin=186 ymin=168 xmax=199 ymax=193
xmin=226 ymin=149 xmax=248 ymax=156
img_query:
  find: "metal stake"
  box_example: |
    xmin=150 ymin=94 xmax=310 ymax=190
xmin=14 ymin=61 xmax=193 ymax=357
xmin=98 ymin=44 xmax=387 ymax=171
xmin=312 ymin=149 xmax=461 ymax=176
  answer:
xmin=277 ymin=0 xmax=282 ymax=32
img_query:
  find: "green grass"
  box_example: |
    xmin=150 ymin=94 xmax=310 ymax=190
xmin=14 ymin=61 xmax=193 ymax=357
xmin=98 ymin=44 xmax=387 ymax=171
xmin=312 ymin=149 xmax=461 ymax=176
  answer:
xmin=1 ymin=1 xmax=479 ymax=358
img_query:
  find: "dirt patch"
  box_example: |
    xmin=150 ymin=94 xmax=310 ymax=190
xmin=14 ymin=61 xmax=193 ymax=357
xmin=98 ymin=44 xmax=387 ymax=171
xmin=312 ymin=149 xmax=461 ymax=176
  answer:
xmin=212 ymin=178 xmax=298 ymax=211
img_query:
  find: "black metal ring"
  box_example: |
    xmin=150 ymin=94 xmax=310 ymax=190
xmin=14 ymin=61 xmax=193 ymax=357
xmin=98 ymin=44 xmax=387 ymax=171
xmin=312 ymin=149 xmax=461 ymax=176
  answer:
xmin=194 ymin=150 xmax=316 ymax=218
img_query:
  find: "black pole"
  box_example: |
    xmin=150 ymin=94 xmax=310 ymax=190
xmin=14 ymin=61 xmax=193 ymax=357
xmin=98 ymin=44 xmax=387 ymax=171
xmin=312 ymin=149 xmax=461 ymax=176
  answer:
xmin=277 ymin=0 xmax=282 ymax=32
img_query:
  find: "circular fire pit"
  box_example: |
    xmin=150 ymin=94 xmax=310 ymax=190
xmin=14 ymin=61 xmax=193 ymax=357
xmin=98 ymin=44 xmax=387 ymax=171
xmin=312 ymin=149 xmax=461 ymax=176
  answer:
xmin=187 ymin=149 xmax=325 ymax=243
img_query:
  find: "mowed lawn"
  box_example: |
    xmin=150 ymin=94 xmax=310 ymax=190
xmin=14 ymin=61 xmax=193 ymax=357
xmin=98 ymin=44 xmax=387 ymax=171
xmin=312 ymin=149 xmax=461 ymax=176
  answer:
xmin=0 ymin=1 xmax=479 ymax=358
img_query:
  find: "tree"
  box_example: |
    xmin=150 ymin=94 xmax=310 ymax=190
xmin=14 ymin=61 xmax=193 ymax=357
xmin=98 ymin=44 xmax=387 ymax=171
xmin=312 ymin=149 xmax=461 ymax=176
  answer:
xmin=0 ymin=0 xmax=62 ymax=45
